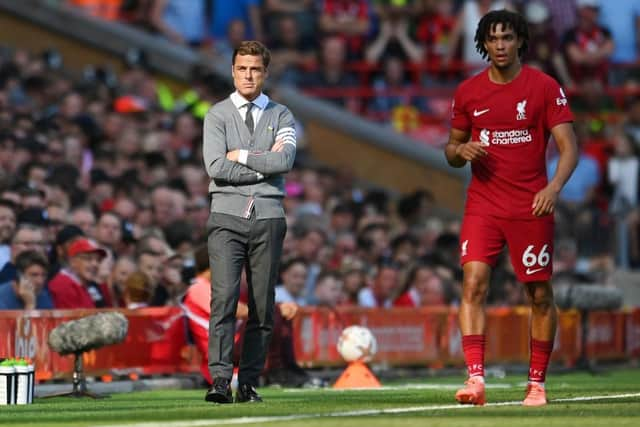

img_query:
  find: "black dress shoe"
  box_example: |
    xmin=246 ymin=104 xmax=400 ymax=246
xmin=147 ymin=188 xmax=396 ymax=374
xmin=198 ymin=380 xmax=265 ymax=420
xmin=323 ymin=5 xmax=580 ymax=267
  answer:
xmin=205 ymin=378 xmax=233 ymax=404
xmin=235 ymin=384 xmax=263 ymax=403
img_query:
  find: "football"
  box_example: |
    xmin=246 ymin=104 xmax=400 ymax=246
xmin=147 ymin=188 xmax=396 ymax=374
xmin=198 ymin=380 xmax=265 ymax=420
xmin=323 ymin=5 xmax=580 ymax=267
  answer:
xmin=336 ymin=325 xmax=377 ymax=363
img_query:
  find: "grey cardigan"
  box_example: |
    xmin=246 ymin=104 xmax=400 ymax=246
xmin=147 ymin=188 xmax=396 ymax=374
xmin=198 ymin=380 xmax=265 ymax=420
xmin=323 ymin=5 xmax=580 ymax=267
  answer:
xmin=203 ymin=96 xmax=297 ymax=219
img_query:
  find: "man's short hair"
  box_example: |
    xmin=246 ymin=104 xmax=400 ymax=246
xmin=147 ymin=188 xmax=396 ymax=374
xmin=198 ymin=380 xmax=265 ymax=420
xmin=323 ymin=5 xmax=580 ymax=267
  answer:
xmin=232 ymin=40 xmax=271 ymax=69
xmin=15 ymin=249 xmax=49 ymax=275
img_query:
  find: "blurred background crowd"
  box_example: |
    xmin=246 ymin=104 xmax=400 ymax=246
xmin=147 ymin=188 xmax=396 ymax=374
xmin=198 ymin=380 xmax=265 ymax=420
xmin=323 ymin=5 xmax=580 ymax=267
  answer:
xmin=0 ymin=0 xmax=639 ymax=318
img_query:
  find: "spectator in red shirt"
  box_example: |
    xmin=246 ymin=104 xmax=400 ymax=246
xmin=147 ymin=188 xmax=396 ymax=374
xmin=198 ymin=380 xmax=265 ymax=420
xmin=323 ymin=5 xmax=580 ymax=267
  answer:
xmin=48 ymin=237 xmax=111 ymax=309
xmin=319 ymin=0 xmax=371 ymax=59
xmin=562 ymin=0 xmax=614 ymax=86
xmin=414 ymin=0 xmax=456 ymax=69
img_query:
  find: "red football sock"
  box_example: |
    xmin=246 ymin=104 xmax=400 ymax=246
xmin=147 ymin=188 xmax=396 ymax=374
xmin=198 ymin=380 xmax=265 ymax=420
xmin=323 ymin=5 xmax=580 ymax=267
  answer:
xmin=462 ymin=335 xmax=485 ymax=378
xmin=528 ymin=339 xmax=554 ymax=383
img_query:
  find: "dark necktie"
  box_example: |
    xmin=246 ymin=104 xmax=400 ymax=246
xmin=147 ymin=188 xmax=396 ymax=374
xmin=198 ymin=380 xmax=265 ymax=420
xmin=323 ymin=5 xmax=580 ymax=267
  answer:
xmin=245 ymin=103 xmax=254 ymax=134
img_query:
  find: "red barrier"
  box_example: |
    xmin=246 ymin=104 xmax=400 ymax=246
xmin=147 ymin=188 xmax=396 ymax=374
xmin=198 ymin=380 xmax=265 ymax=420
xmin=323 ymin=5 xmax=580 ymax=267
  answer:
xmin=0 ymin=308 xmax=197 ymax=381
xmin=293 ymin=307 xmax=602 ymax=366
xmin=293 ymin=307 xmax=449 ymax=367
xmin=626 ymin=309 xmax=640 ymax=358
xmin=0 ymin=307 xmax=637 ymax=381
xmin=586 ymin=311 xmax=626 ymax=360
xmin=554 ymin=309 xmax=581 ymax=366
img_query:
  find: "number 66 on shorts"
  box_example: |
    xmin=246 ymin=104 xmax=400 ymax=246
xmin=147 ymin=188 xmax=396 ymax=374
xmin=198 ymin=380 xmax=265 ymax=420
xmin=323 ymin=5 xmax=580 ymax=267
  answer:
xmin=459 ymin=215 xmax=554 ymax=282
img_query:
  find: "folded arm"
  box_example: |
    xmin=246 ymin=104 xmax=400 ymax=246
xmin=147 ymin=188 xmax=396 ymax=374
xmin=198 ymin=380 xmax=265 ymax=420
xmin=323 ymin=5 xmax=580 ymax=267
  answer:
xmin=203 ymin=110 xmax=264 ymax=184
xmin=229 ymin=108 xmax=297 ymax=175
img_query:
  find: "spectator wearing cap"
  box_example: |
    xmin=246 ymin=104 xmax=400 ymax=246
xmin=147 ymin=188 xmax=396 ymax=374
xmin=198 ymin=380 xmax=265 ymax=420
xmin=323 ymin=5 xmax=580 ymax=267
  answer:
xmin=0 ymin=250 xmax=52 ymax=310
xmin=0 ymin=224 xmax=47 ymax=286
xmin=48 ymin=238 xmax=111 ymax=309
xmin=0 ymin=199 xmax=17 ymax=271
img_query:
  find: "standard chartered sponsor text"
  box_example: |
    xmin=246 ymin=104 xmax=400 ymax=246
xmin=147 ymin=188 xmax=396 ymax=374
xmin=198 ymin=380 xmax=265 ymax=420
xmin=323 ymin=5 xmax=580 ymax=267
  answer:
xmin=489 ymin=129 xmax=532 ymax=145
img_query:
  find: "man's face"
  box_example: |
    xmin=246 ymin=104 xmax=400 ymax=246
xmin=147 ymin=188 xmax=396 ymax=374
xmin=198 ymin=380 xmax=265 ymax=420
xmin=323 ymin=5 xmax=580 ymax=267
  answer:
xmin=71 ymin=209 xmax=96 ymax=237
xmin=484 ymin=23 xmax=521 ymax=70
xmin=23 ymin=263 xmax=47 ymax=294
xmin=96 ymin=214 xmax=121 ymax=246
xmin=232 ymin=54 xmax=267 ymax=101
xmin=0 ymin=206 xmax=16 ymax=244
xmin=374 ymin=267 xmax=398 ymax=299
xmin=69 ymin=252 xmax=103 ymax=284
xmin=282 ymin=262 xmax=308 ymax=296
xmin=12 ymin=228 xmax=46 ymax=259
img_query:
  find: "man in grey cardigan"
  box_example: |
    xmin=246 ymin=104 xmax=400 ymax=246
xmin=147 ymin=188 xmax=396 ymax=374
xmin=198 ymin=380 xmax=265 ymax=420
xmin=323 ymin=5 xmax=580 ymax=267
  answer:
xmin=202 ymin=40 xmax=296 ymax=404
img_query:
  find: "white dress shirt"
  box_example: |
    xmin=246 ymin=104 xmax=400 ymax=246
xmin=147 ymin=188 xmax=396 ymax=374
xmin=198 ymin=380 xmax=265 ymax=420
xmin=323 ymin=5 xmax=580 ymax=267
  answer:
xmin=230 ymin=91 xmax=270 ymax=165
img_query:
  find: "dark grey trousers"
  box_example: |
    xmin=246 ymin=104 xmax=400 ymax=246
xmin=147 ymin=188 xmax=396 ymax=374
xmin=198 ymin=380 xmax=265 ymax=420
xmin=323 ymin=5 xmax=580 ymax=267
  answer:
xmin=206 ymin=211 xmax=286 ymax=386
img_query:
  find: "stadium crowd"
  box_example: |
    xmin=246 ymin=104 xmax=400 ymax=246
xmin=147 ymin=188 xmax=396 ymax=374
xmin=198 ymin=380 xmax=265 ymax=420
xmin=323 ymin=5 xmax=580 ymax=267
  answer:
xmin=0 ymin=0 xmax=637 ymax=383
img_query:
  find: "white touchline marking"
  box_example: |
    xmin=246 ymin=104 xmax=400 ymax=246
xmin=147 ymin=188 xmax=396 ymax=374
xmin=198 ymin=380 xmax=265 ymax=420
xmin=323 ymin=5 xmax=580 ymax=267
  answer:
xmin=94 ymin=392 xmax=640 ymax=427
xmin=283 ymin=383 xmax=513 ymax=392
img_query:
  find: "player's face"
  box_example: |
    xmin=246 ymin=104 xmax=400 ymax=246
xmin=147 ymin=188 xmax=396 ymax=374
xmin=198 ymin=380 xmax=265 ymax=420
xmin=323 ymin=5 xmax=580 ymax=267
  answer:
xmin=484 ymin=23 xmax=522 ymax=69
xmin=232 ymin=54 xmax=268 ymax=101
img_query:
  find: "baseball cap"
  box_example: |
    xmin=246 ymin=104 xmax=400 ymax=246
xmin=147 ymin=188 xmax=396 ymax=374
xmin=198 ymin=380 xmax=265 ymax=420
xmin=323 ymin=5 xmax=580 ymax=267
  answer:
xmin=576 ymin=0 xmax=600 ymax=8
xmin=67 ymin=238 xmax=107 ymax=259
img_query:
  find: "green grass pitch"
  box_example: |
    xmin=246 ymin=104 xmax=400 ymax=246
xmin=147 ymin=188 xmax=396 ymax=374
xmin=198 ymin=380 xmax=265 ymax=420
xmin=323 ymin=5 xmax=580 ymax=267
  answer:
xmin=1 ymin=369 xmax=639 ymax=427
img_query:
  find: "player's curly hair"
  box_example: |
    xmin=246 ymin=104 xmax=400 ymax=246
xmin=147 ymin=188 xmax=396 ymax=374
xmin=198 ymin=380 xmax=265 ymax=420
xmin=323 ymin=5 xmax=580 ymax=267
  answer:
xmin=474 ymin=9 xmax=529 ymax=61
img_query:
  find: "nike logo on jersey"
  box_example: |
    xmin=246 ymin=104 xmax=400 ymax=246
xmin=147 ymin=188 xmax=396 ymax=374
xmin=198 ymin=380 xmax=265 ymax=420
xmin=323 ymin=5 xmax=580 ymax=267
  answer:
xmin=526 ymin=267 xmax=544 ymax=275
xmin=473 ymin=108 xmax=490 ymax=117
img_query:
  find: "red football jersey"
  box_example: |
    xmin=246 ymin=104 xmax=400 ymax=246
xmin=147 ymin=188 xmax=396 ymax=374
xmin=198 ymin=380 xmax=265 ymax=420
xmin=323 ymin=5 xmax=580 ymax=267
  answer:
xmin=451 ymin=65 xmax=574 ymax=219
